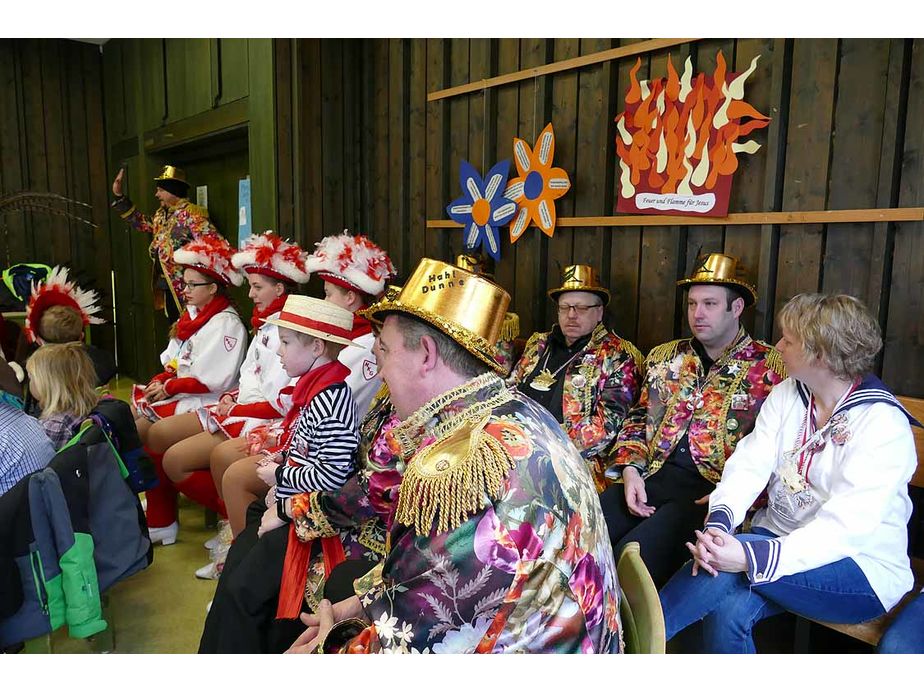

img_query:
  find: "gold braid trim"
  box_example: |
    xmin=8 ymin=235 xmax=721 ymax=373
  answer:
xmin=499 ymin=312 xmax=520 ymax=341
xmin=764 ymin=347 xmax=787 ymax=379
xmin=646 ymin=339 xmax=683 ymax=366
xmin=395 ymin=416 xmax=515 ymax=536
xmin=357 ymin=519 xmax=387 ymax=557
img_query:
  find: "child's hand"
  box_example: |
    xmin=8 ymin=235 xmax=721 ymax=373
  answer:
xmin=257 ymin=504 xmax=286 ymax=538
xmin=146 ymin=382 xmax=167 ymax=402
xmin=215 ymin=398 xmax=235 ymax=416
xmin=256 ymin=460 xmax=280 ymax=486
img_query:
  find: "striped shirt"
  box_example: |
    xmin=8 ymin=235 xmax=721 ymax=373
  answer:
xmin=275 ymin=382 xmax=359 ymax=497
xmin=0 ymin=402 xmax=56 ymax=496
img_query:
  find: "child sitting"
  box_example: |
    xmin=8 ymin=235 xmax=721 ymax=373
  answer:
xmin=25 ymin=342 xmax=99 ymax=449
xmin=252 ymin=295 xmax=361 ymax=538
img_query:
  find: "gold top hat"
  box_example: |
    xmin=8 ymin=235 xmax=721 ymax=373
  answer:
xmin=265 ymin=295 xmax=360 ymax=348
xmin=369 ymin=258 xmax=510 ymax=374
xmin=455 ymin=253 xmax=494 ymax=279
xmin=547 ymin=264 xmax=610 ymax=306
xmin=153 ymin=165 xmax=187 ymax=184
xmin=676 ymin=252 xmax=757 ymax=307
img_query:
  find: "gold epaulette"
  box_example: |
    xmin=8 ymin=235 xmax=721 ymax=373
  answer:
xmin=186 ymin=202 xmax=210 ymax=218
xmin=499 ymin=312 xmax=520 ymax=342
xmin=621 ymin=339 xmax=645 ymax=372
xmin=763 ymin=345 xmax=787 ymax=379
xmin=395 ymin=416 xmax=515 ymax=536
xmin=646 ymin=339 xmax=683 ymax=366
xmin=370 ymin=381 xmax=390 ymax=406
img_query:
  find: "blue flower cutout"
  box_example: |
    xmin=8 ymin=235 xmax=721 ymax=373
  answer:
xmin=446 ymin=160 xmax=517 ymax=261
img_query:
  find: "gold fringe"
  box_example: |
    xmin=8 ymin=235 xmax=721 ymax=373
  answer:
xmin=621 ymin=338 xmax=645 ymax=376
xmin=646 ymin=339 xmax=682 ymax=365
xmin=395 ymin=417 xmax=515 ymax=536
xmin=499 ymin=312 xmax=520 ymax=341
xmin=764 ymin=347 xmax=788 ymax=379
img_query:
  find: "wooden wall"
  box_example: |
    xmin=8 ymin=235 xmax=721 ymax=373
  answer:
xmin=0 ymin=39 xmax=114 ymax=355
xmin=276 ymin=38 xmax=924 ymax=396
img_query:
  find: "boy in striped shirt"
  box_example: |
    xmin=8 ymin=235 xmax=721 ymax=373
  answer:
xmin=254 ymin=295 xmax=361 ymax=537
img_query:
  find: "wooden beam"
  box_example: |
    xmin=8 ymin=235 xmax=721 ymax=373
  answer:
xmin=142 ymin=97 xmax=248 ymax=152
xmin=427 ymin=38 xmax=698 ymax=102
xmin=426 ymin=207 xmax=924 ymax=229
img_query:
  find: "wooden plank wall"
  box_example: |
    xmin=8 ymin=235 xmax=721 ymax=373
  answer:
xmin=278 ymin=38 xmax=924 ymax=396
xmin=0 ymin=39 xmax=114 ymax=356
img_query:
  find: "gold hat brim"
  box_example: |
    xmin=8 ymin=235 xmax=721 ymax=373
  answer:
xmin=548 ymin=286 xmax=611 ymax=306
xmin=264 ymin=317 xmax=361 ymax=348
xmin=369 ymin=300 xmax=507 ymax=375
xmin=153 ymin=165 xmax=187 ymax=183
xmin=676 ymin=277 xmax=758 ymax=306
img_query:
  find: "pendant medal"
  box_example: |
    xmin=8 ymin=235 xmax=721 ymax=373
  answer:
xmin=530 ymin=369 xmax=556 ymax=392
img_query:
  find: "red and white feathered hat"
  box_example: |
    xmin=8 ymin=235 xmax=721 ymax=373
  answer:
xmin=24 ymin=266 xmax=104 ymax=344
xmin=231 ymin=231 xmax=310 ymax=284
xmin=174 ymin=235 xmax=244 ymax=286
xmin=305 ymin=230 xmax=396 ymax=297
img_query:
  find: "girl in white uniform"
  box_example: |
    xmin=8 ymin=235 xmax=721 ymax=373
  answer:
xmin=133 ymin=235 xmax=247 ymax=543
xmin=219 ymin=231 xmax=395 ymax=538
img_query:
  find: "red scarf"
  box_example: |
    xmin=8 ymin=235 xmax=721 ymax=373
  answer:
xmin=275 ymin=358 xmax=351 ymax=620
xmin=278 ymin=359 xmax=351 ymax=452
xmin=350 ymin=312 xmax=373 ymax=339
xmin=251 ymin=294 xmax=288 ymax=331
xmin=175 ymin=295 xmax=231 ymax=341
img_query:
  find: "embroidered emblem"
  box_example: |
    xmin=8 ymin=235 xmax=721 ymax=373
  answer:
xmin=571 ymin=374 xmax=587 ymax=389
xmin=731 ymin=393 xmax=750 ymax=411
xmin=224 ymin=336 xmax=238 ymax=352
xmin=831 ymin=425 xmax=852 ymax=445
xmin=362 ymin=359 xmax=378 ymax=380
xmin=262 ymin=333 xmax=270 ymax=347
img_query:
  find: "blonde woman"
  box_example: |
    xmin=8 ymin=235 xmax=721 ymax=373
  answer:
xmin=26 ymin=342 xmax=99 ymax=449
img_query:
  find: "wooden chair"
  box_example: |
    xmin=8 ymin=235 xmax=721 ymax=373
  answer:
xmin=795 ymin=395 xmax=924 ymax=650
xmin=617 ymin=541 xmax=666 ymax=653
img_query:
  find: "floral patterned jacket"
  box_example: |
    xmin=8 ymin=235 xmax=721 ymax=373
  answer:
xmin=111 ymin=196 xmax=217 ymax=308
xmin=609 ymin=328 xmax=786 ymax=484
xmin=290 ymin=387 xmax=401 ymax=610
xmin=510 ymin=323 xmax=643 ymax=491
xmin=324 ymin=372 xmax=622 ymax=654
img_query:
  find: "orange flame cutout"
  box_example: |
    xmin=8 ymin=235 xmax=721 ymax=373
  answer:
xmin=615 ymin=51 xmax=770 ymax=199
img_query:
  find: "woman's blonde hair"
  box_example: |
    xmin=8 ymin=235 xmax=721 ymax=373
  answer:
xmin=778 ymin=293 xmax=882 ymax=380
xmin=26 ymin=342 xmax=99 ymax=420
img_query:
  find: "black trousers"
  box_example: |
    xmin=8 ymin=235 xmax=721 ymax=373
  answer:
xmin=599 ymin=463 xmax=714 ymax=588
xmin=198 ymin=501 xmax=377 ymax=653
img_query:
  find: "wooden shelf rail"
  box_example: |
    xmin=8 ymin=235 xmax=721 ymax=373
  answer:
xmin=427 ymin=38 xmax=699 ymax=102
xmin=426 ymin=207 xmax=924 ymax=229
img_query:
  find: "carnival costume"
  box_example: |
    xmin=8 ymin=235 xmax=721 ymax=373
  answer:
xmin=312 ymin=259 xmax=622 ymax=654
xmin=510 ymin=264 xmax=642 ymax=491
xmin=111 ymin=166 xmax=217 ymax=314
xmin=304 ymin=232 xmax=396 ymax=418
xmin=131 ymin=236 xmax=247 ymax=422
xmin=601 ymin=253 xmax=786 ymax=585
xmin=661 ymin=375 xmax=920 ymax=652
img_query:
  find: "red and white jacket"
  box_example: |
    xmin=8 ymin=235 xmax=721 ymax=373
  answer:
xmin=133 ymin=305 xmax=247 ymax=421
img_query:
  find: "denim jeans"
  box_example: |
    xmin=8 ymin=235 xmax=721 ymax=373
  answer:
xmin=659 ymin=530 xmax=886 ymax=653
xmin=878 ymin=590 xmax=924 ymax=654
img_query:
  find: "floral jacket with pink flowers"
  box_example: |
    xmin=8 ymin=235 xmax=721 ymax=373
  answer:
xmin=510 ymin=323 xmax=643 ymax=491
xmin=328 ymin=372 xmax=622 ymax=654
xmin=609 ymin=328 xmax=786 ymax=484
xmin=111 ymin=196 xmax=217 ymax=309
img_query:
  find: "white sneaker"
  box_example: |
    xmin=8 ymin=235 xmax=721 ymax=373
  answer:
xmin=148 ymin=521 xmax=179 ymax=546
xmin=195 ymin=561 xmax=221 ymax=580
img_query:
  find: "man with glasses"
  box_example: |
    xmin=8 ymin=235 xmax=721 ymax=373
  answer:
xmin=600 ymin=253 xmax=786 ymax=586
xmin=510 ymin=264 xmax=642 ymax=491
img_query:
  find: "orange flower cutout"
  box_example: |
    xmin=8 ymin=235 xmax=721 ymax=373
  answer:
xmin=504 ymin=123 xmax=572 ymax=242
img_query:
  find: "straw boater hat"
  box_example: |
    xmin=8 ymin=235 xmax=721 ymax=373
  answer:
xmin=305 ymin=231 xmax=396 ymax=297
xmin=676 ymin=252 xmax=758 ymax=307
xmin=231 ymin=231 xmax=310 ymax=284
xmin=547 ymin=264 xmax=610 ymax=307
xmin=24 ymin=266 xmax=104 ymax=345
xmin=369 ymin=258 xmax=511 ymax=374
xmin=265 ymin=295 xmax=360 ymax=348
xmin=174 ymin=235 xmax=244 ymax=287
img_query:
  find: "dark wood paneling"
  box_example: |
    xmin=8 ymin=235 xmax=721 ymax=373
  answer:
xmin=219 ymin=39 xmax=250 ymax=105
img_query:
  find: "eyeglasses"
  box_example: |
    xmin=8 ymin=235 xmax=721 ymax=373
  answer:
xmin=179 ymin=280 xmax=215 ymax=289
xmin=557 ymin=303 xmax=602 ymax=315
